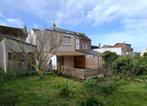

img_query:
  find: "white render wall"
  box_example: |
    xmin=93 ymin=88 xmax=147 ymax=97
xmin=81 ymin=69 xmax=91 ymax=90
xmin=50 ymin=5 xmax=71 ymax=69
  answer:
xmin=140 ymin=48 xmax=147 ymax=56
xmin=95 ymin=48 xmax=126 ymax=55
xmin=50 ymin=55 xmax=57 ymax=70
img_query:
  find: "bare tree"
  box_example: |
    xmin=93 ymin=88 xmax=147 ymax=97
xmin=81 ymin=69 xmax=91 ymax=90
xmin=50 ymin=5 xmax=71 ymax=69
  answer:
xmin=31 ymin=30 xmax=63 ymax=78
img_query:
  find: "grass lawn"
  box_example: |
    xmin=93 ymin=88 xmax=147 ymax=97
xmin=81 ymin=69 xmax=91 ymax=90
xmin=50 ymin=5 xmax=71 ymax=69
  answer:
xmin=0 ymin=74 xmax=147 ymax=106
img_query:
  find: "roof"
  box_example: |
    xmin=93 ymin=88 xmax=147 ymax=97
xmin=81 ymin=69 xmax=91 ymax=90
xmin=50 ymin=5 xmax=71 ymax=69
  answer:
xmin=91 ymin=45 xmax=99 ymax=49
xmin=50 ymin=27 xmax=91 ymax=40
xmin=32 ymin=26 xmax=91 ymax=41
xmin=114 ymin=43 xmax=133 ymax=52
xmin=77 ymin=49 xmax=100 ymax=55
xmin=102 ymin=45 xmax=113 ymax=48
xmin=0 ymin=34 xmax=36 ymax=47
xmin=0 ymin=25 xmax=27 ymax=39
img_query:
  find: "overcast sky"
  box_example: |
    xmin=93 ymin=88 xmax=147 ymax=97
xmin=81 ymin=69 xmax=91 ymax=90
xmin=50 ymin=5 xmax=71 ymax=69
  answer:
xmin=0 ymin=0 xmax=147 ymax=52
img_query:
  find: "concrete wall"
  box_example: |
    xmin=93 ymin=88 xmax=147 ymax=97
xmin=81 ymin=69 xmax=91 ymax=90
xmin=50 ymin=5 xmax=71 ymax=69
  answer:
xmin=5 ymin=38 xmax=35 ymax=72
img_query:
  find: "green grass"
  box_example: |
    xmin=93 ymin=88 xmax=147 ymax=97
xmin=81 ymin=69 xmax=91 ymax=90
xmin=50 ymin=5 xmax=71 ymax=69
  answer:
xmin=0 ymin=75 xmax=147 ymax=106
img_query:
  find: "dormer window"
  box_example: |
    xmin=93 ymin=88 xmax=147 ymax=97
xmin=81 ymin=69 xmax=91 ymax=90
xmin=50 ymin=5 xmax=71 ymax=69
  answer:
xmin=63 ymin=36 xmax=71 ymax=45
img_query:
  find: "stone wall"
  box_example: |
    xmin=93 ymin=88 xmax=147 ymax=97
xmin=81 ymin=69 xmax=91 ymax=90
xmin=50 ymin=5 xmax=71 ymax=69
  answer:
xmin=62 ymin=66 xmax=101 ymax=79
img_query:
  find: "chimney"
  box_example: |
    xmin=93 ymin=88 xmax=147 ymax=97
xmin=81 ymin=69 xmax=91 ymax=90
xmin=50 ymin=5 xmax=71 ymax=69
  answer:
xmin=52 ymin=21 xmax=56 ymax=30
xmin=98 ymin=43 xmax=101 ymax=48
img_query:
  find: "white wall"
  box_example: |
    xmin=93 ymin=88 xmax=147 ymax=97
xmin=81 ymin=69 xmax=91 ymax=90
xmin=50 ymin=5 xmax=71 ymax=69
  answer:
xmin=140 ymin=48 xmax=147 ymax=56
xmin=50 ymin=55 xmax=57 ymax=70
xmin=75 ymin=38 xmax=80 ymax=50
xmin=95 ymin=48 xmax=126 ymax=55
xmin=25 ymin=29 xmax=36 ymax=45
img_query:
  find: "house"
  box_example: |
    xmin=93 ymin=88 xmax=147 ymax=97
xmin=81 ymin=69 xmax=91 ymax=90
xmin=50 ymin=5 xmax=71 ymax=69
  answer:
xmin=95 ymin=47 xmax=126 ymax=55
xmin=94 ymin=42 xmax=133 ymax=56
xmin=0 ymin=35 xmax=36 ymax=73
xmin=0 ymin=25 xmax=27 ymax=40
xmin=114 ymin=42 xmax=133 ymax=55
xmin=26 ymin=24 xmax=103 ymax=79
xmin=50 ymin=26 xmax=103 ymax=79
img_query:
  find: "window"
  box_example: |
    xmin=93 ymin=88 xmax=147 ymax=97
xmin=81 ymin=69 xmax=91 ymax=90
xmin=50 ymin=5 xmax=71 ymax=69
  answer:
xmin=82 ymin=43 xmax=88 ymax=49
xmin=63 ymin=36 xmax=71 ymax=45
xmin=85 ymin=43 xmax=88 ymax=49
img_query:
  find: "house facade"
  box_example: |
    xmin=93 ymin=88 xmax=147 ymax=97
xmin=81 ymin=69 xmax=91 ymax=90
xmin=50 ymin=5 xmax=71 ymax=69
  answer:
xmin=50 ymin=27 xmax=102 ymax=79
xmin=26 ymin=25 xmax=103 ymax=79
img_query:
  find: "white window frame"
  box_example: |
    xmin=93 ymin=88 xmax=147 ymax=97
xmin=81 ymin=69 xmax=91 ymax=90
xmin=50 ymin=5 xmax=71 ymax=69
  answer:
xmin=63 ymin=35 xmax=71 ymax=45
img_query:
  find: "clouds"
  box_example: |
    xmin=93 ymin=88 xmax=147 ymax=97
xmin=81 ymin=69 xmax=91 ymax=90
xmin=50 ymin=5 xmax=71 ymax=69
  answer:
xmin=0 ymin=12 xmax=24 ymax=27
xmin=0 ymin=0 xmax=147 ymax=51
xmin=0 ymin=0 xmax=147 ymax=27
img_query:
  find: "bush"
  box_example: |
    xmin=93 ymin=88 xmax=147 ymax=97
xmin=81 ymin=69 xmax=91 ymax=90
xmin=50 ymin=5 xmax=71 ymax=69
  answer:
xmin=0 ymin=88 xmax=21 ymax=106
xmin=0 ymin=71 xmax=17 ymax=82
xmin=83 ymin=79 xmax=97 ymax=89
xmin=58 ymin=80 xmax=72 ymax=97
xmin=113 ymin=56 xmax=147 ymax=77
xmin=99 ymin=82 xmax=117 ymax=95
xmin=133 ymin=57 xmax=147 ymax=75
xmin=0 ymin=70 xmax=34 ymax=83
xmin=80 ymin=96 xmax=104 ymax=106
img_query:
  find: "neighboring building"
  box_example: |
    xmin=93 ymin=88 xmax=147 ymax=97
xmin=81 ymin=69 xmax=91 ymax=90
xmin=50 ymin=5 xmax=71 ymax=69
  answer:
xmin=0 ymin=25 xmax=27 ymax=40
xmin=95 ymin=47 xmax=126 ymax=55
xmin=94 ymin=42 xmax=133 ymax=56
xmin=114 ymin=43 xmax=133 ymax=55
xmin=0 ymin=25 xmax=35 ymax=72
xmin=0 ymin=35 xmax=36 ymax=72
xmin=140 ymin=48 xmax=147 ymax=56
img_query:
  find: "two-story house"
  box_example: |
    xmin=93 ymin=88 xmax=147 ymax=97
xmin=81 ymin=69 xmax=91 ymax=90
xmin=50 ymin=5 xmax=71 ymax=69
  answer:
xmin=26 ymin=24 xmax=103 ymax=79
xmin=49 ymin=26 xmax=102 ymax=79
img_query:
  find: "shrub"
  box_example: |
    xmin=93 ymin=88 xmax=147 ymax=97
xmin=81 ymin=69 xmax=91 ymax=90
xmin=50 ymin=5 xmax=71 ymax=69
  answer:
xmin=0 ymin=71 xmax=17 ymax=82
xmin=58 ymin=80 xmax=72 ymax=97
xmin=99 ymin=82 xmax=117 ymax=95
xmin=133 ymin=57 xmax=147 ymax=75
xmin=0 ymin=70 xmax=34 ymax=82
xmin=0 ymin=88 xmax=21 ymax=106
xmin=80 ymin=96 xmax=104 ymax=106
xmin=83 ymin=79 xmax=97 ymax=89
xmin=113 ymin=56 xmax=147 ymax=77
xmin=112 ymin=56 xmax=134 ymax=77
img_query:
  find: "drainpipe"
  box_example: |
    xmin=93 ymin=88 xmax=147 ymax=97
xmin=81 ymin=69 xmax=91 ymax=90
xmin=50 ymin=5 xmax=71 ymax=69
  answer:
xmin=2 ymin=39 xmax=7 ymax=73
